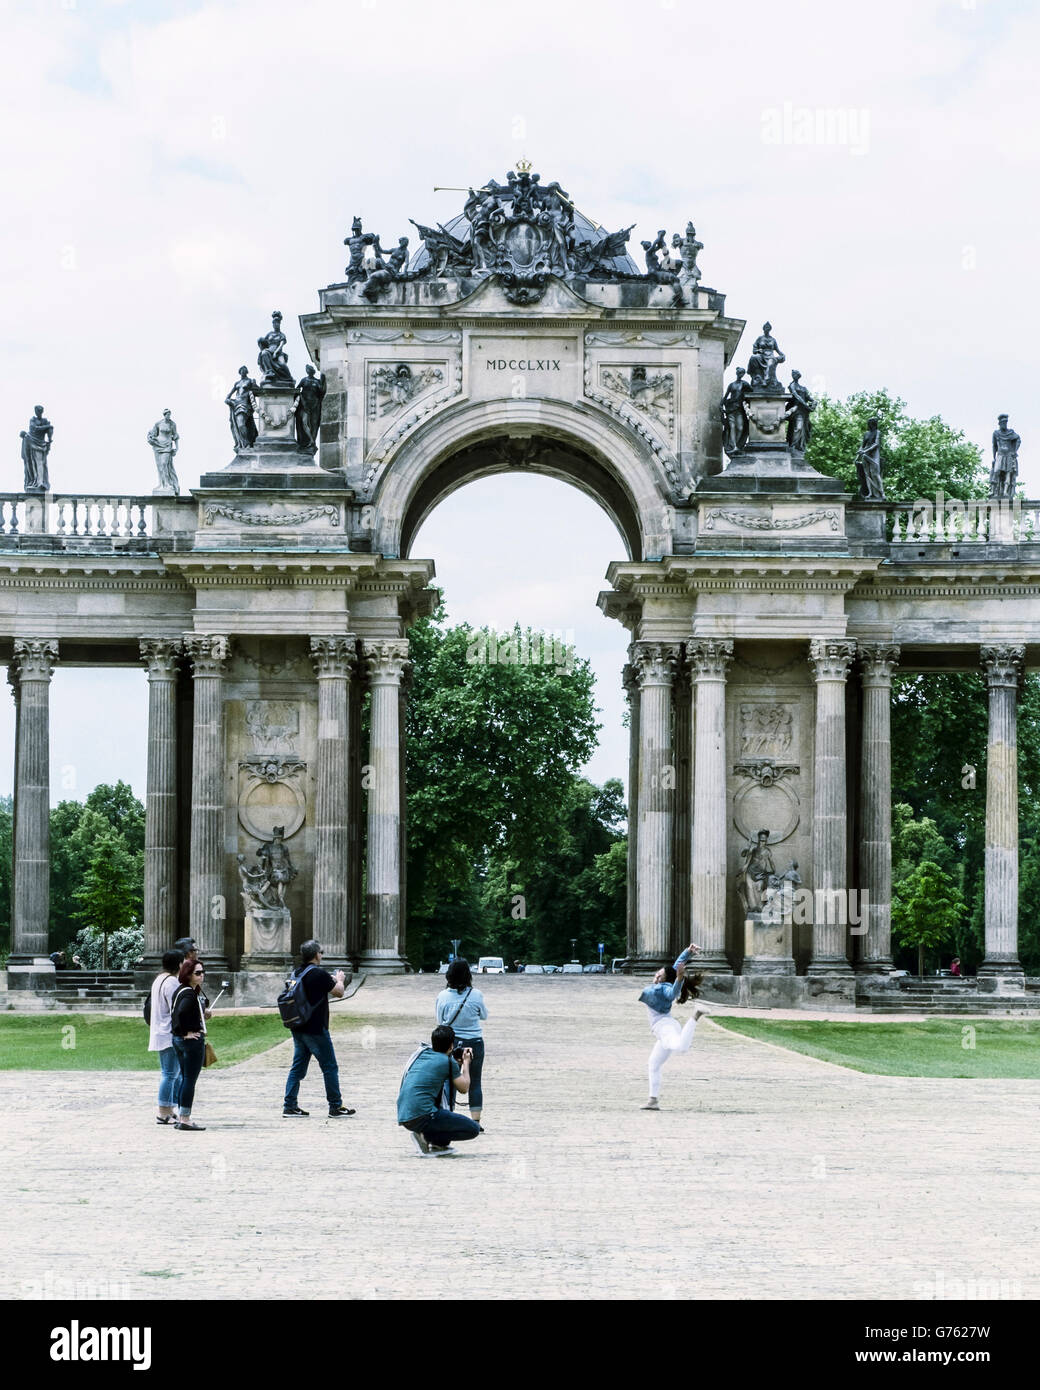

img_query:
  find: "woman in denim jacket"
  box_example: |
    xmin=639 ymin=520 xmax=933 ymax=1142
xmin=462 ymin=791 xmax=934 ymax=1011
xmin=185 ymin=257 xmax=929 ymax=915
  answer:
xmin=638 ymin=941 xmax=709 ymax=1110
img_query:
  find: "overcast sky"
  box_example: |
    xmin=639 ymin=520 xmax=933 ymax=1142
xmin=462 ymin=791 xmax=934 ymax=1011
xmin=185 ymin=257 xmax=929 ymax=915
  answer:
xmin=1 ymin=0 xmax=1036 ymax=803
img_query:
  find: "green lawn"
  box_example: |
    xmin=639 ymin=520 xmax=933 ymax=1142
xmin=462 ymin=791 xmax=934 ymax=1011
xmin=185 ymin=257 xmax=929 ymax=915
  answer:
xmin=713 ymin=1017 xmax=1040 ymax=1078
xmin=0 ymin=1012 xmax=290 ymax=1070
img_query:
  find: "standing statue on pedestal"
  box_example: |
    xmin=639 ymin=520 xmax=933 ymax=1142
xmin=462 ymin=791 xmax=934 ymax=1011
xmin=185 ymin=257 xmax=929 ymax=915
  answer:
xmin=255 ymin=826 xmax=297 ymax=906
xmin=676 ymin=222 xmax=703 ymax=287
xmin=344 ymin=217 xmax=368 ymax=283
xmin=147 ymin=408 xmax=180 ymax=494
xmin=785 ymin=370 xmax=816 ymax=453
xmin=20 ymin=405 xmax=53 ymax=492
xmin=294 ymin=364 xmax=327 ymax=453
xmin=225 ymin=366 xmax=259 ymax=451
xmin=855 ymin=416 xmax=885 ymax=500
xmin=721 ymin=367 xmax=751 ymax=456
xmin=989 ymin=414 xmax=1021 ymax=500
xmin=257 ymin=310 xmax=294 ymax=386
xmin=736 ymin=829 xmax=776 ymax=917
xmin=747 ymin=323 xmax=785 ymax=390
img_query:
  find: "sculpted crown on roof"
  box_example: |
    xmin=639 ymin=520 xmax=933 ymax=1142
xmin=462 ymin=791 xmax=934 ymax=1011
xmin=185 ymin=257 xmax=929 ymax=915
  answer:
xmin=340 ymin=162 xmax=709 ymax=308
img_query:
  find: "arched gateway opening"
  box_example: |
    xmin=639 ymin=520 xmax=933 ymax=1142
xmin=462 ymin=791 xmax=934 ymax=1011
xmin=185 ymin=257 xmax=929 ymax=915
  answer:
xmin=3 ymin=163 xmax=1034 ymax=1011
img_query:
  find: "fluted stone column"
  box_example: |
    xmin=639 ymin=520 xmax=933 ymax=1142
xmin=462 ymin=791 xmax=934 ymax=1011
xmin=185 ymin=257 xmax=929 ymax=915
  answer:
xmin=623 ymin=662 xmax=640 ymax=962
xmin=9 ymin=640 xmax=58 ymax=964
xmin=857 ymin=644 xmax=899 ymax=972
xmin=671 ymin=658 xmax=692 ymax=957
xmin=185 ymin=635 xmax=230 ymax=967
xmin=309 ymin=637 xmax=357 ymax=963
xmin=140 ymin=638 xmax=182 ymax=962
xmin=808 ymin=639 xmax=856 ymax=974
xmin=7 ymin=666 xmax=20 ymax=938
xmin=361 ymin=640 xmax=410 ymax=973
xmin=347 ymin=657 xmax=365 ymax=962
xmin=631 ymin=643 xmax=679 ymax=970
xmin=689 ymin=639 xmax=733 ymax=974
xmin=980 ymin=644 xmax=1023 ymax=980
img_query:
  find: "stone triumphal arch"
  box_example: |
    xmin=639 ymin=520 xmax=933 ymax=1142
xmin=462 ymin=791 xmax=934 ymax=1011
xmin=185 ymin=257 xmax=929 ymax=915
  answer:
xmin=4 ymin=164 xmax=1038 ymax=1007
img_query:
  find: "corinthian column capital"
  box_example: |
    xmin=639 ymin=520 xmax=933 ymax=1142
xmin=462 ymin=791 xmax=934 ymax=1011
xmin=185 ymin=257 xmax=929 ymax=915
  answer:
xmin=630 ymin=642 xmax=680 ymax=688
xmin=184 ymin=634 xmax=230 ymax=675
xmin=809 ymin=638 xmax=856 ymax=682
xmin=859 ymin=642 xmax=900 ymax=685
xmin=140 ymin=637 xmax=183 ymax=677
xmin=981 ymin=644 xmax=1024 ymax=689
xmin=310 ymin=635 xmax=358 ymax=679
xmin=363 ymin=639 xmax=410 ymax=685
xmin=13 ymin=638 xmax=59 ymax=681
xmin=687 ymin=638 xmax=733 ymax=681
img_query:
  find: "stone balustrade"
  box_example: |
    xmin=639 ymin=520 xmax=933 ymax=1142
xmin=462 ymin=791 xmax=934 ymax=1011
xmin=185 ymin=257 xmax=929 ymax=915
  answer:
xmin=885 ymin=498 xmax=1040 ymax=544
xmin=0 ymin=492 xmax=196 ymax=545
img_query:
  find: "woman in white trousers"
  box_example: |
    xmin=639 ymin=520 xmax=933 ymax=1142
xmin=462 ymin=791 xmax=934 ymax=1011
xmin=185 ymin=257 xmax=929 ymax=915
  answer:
xmin=638 ymin=941 xmax=709 ymax=1110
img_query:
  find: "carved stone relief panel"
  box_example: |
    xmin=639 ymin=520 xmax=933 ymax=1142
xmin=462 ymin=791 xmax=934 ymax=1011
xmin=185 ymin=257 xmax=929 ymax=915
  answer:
xmin=598 ymin=364 xmax=677 ymax=446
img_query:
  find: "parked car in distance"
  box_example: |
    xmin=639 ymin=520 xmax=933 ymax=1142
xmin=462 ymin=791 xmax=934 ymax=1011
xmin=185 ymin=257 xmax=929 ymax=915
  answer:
xmin=477 ymin=956 xmax=506 ymax=973
xmin=583 ymin=963 xmax=606 ymax=973
xmin=610 ymin=958 xmax=627 ymax=974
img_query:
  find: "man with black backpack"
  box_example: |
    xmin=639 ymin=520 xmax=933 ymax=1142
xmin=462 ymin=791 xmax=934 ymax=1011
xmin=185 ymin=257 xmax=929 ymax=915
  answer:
xmin=282 ymin=940 xmax=355 ymax=1119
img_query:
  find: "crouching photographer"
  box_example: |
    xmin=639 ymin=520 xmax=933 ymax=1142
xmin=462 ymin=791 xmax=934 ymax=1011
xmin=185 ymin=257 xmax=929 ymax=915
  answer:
xmin=397 ymin=1024 xmax=482 ymax=1156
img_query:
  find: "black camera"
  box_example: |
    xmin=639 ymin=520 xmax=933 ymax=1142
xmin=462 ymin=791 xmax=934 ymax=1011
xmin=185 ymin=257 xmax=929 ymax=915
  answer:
xmin=451 ymin=1044 xmax=465 ymax=1063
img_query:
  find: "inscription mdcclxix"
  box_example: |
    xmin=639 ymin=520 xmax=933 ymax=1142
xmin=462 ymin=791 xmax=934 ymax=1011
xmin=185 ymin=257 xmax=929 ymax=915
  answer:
xmin=485 ymin=358 xmax=562 ymax=372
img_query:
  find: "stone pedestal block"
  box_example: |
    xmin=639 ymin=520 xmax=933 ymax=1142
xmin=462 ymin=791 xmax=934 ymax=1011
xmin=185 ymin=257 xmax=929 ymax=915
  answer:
xmin=243 ymin=906 xmax=292 ymax=966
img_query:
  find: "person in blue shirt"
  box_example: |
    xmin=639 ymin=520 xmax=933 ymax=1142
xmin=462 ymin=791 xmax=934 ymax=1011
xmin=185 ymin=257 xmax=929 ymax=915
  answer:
xmin=638 ymin=941 xmax=709 ymax=1110
xmin=435 ymin=958 xmax=489 ymax=1127
xmin=397 ymin=1025 xmax=482 ymax=1156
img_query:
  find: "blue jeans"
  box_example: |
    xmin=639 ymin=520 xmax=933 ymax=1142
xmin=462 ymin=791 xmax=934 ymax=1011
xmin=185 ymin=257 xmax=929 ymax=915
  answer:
xmin=157 ymin=1045 xmax=182 ymax=1110
xmin=407 ymin=1109 xmax=481 ymax=1145
xmin=284 ymin=1029 xmax=342 ymax=1109
xmin=172 ymin=1036 xmax=205 ymax=1115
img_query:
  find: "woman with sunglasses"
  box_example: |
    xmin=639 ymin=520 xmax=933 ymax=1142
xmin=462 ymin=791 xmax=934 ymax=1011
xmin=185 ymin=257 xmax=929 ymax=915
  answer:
xmin=170 ymin=958 xmax=212 ymax=1131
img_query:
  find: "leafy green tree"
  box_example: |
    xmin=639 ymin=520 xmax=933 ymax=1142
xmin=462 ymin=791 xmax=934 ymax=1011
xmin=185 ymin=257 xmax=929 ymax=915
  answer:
xmin=893 ymin=859 xmax=966 ymax=977
xmin=73 ymin=827 xmax=140 ymax=969
xmin=84 ymin=781 xmax=145 ymax=856
xmin=805 ymin=388 xmax=986 ymax=500
xmin=49 ymin=785 xmax=145 ymax=949
xmin=479 ymin=778 xmax=627 ymax=966
xmin=404 ymin=606 xmax=600 ymax=963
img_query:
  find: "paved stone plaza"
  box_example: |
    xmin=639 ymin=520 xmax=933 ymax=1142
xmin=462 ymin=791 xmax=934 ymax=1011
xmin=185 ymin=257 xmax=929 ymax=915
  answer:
xmin=4 ymin=975 xmax=1037 ymax=1302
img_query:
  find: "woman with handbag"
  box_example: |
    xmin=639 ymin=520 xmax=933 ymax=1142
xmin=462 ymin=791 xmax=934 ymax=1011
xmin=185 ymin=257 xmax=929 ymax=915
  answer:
xmin=435 ymin=959 xmax=488 ymax=1128
xmin=170 ymin=958 xmax=212 ymax=1131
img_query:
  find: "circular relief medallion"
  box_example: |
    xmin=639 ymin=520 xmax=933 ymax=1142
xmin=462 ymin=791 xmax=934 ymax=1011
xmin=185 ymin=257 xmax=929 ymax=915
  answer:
xmin=238 ymin=780 xmax=306 ymax=843
xmin=732 ymin=778 xmax=800 ymax=844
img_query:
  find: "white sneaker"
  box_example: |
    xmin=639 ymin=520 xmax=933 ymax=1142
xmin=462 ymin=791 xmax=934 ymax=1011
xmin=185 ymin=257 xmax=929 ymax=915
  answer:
xmin=693 ymin=1003 xmax=712 ymax=1020
xmin=410 ymin=1130 xmax=430 ymax=1156
xmin=429 ymin=1144 xmax=456 ymax=1155
xmin=641 ymin=1098 xmax=660 ymax=1111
